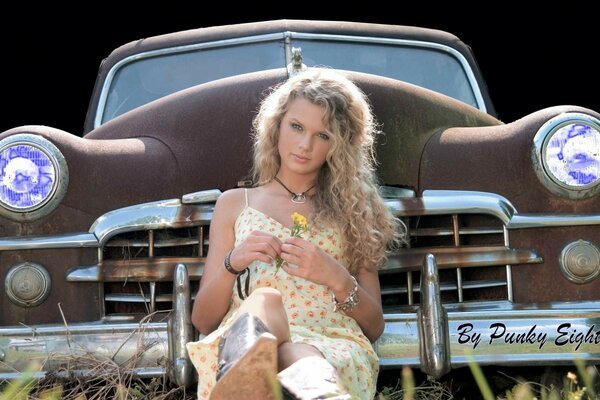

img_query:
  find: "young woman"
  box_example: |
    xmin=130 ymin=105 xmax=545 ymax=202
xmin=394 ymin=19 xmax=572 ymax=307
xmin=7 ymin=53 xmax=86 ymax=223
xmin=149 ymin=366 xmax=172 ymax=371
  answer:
xmin=187 ymin=68 xmax=403 ymax=400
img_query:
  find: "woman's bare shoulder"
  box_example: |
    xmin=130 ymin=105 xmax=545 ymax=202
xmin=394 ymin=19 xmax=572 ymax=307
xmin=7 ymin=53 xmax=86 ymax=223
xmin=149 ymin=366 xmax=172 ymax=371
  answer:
xmin=216 ymin=186 xmax=269 ymax=211
xmin=212 ymin=188 xmax=247 ymax=220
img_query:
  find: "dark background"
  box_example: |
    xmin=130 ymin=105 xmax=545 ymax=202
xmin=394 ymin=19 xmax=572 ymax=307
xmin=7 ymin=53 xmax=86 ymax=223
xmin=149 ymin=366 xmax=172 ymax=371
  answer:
xmin=2 ymin=6 xmax=597 ymax=136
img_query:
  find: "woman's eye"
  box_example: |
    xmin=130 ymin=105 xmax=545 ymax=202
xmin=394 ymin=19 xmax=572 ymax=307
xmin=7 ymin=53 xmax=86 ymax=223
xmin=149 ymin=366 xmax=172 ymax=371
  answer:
xmin=291 ymin=123 xmax=302 ymax=131
xmin=318 ymin=132 xmax=330 ymax=140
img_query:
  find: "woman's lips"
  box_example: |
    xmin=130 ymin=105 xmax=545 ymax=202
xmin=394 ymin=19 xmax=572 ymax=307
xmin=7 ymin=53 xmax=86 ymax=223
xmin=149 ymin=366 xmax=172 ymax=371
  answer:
xmin=292 ymin=153 xmax=310 ymax=163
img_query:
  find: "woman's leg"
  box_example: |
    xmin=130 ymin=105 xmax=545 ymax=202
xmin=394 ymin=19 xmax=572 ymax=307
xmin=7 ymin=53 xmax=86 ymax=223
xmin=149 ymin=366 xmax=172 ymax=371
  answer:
xmin=277 ymin=342 xmax=322 ymax=370
xmin=211 ymin=288 xmax=288 ymax=399
xmin=235 ymin=287 xmax=291 ymax=346
xmin=277 ymin=343 xmax=351 ymax=400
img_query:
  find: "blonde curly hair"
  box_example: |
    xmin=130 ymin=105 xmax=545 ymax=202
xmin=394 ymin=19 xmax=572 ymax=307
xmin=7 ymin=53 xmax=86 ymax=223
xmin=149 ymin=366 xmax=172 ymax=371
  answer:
xmin=252 ymin=68 xmax=403 ymax=274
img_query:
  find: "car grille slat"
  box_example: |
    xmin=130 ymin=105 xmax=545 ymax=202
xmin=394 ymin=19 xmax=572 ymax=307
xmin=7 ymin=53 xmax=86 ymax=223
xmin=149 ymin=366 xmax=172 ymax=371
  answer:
xmin=104 ymin=293 xmax=173 ymax=303
xmin=411 ymin=227 xmax=504 ymax=237
xmin=382 ymin=246 xmax=540 ymax=272
xmin=105 ymin=237 xmax=204 ymax=248
xmin=381 ymin=279 xmax=507 ymax=296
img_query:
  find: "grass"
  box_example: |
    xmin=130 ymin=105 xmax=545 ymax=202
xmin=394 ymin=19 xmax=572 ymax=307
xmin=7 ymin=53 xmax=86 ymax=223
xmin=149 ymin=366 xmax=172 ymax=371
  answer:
xmin=0 ymin=358 xmax=193 ymax=400
xmin=2 ymin=352 xmax=599 ymax=399
xmin=375 ymin=359 xmax=600 ymax=400
xmin=5 ymin=364 xmax=597 ymax=400
xmin=376 ymin=367 xmax=455 ymax=399
xmin=0 ymin=316 xmax=194 ymax=400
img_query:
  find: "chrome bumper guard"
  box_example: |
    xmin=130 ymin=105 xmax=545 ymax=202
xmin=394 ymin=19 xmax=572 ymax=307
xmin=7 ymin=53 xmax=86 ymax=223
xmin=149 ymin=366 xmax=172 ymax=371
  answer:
xmin=2 ymin=258 xmax=600 ymax=382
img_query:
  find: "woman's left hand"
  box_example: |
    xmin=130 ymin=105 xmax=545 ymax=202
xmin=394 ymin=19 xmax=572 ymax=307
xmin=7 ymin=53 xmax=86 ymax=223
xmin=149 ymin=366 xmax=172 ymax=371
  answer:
xmin=279 ymin=236 xmax=343 ymax=286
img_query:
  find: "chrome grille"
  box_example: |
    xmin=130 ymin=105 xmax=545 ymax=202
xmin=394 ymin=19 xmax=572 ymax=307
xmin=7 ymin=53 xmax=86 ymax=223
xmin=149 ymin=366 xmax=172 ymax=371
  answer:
xmin=99 ymin=213 xmax=513 ymax=315
xmin=101 ymin=226 xmax=207 ymax=316
xmin=97 ymin=209 xmax=526 ymax=315
xmin=380 ymin=213 xmax=511 ymax=308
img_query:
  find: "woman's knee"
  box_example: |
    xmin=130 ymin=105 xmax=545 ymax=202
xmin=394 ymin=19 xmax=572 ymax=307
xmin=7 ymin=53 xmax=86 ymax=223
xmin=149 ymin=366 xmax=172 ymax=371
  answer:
xmin=247 ymin=287 xmax=283 ymax=307
xmin=238 ymin=288 xmax=289 ymax=342
xmin=237 ymin=287 xmax=286 ymax=318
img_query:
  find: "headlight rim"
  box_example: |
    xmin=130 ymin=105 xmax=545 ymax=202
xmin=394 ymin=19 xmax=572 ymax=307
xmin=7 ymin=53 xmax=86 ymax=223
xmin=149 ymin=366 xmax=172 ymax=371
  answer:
xmin=532 ymin=112 xmax=600 ymax=200
xmin=0 ymin=133 xmax=69 ymax=221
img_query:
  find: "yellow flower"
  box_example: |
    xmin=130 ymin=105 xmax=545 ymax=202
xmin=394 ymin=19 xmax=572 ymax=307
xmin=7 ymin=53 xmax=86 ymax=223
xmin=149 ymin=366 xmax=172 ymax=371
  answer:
xmin=291 ymin=212 xmax=308 ymax=235
xmin=275 ymin=212 xmax=310 ymax=273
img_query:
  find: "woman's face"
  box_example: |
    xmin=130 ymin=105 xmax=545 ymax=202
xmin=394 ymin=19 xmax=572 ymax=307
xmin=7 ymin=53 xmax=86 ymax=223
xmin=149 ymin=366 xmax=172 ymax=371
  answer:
xmin=278 ymin=97 xmax=332 ymax=177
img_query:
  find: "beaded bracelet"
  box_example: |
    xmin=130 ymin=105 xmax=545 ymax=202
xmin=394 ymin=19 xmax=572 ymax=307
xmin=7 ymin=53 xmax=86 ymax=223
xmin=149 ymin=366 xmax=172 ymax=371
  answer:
xmin=223 ymin=250 xmax=243 ymax=275
xmin=332 ymin=275 xmax=360 ymax=313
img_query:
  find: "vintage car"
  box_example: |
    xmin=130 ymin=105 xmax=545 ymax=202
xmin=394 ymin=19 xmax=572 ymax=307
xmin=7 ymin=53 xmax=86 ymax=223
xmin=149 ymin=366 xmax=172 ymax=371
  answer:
xmin=1 ymin=19 xmax=599 ymax=391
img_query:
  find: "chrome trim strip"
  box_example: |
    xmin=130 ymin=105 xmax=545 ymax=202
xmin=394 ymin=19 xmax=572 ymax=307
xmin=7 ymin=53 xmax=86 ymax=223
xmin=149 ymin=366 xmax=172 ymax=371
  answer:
xmin=66 ymin=260 xmax=205 ymax=282
xmin=181 ymin=189 xmax=222 ymax=204
xmin=509 ymin=214 xmax=600 ymax=229
xmin=381 ymin=280 xmax=507 ymax=296
xmin=411 ymin=227 xmax=503 ymax=236
xmin=379 ymin=186 xmax=416 ymax=199
xmin=169 ymin=264 xmax=194 ymax=387
xmin=1 ymin=190 xmax=596 ymax=255
xmin=417 ymin=254 xmax=450 ymax=378
xmin=0 ymin=368 xmax=166 ymax=380
xmin=388 ymin=190 xmax=600 ymax=229
xmin=0 ymin=320 xmax=165 ymax=335
xmin=382 ymin=246 xmax=542 ymax=273
xmin=104 ymin=293 xmax=173 ymax=303
xmin=0 ymin=232 xmax=98 ymax=251
xmin=503 ymin=225 xmax=514 ymax=302
xmin=387 ymin=190 xmax=517 ymax=224
xmin=0 ymin=321 xmax=169 ymax=378
xmin=105 ymin=237 xmax=200 ymax=248
xmin=89 ymin=199 xmax=214 ymax=246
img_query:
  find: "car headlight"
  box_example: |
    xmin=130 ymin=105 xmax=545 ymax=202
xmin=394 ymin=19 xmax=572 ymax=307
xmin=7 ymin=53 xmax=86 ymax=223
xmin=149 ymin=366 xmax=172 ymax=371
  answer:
xmin=0 ymin=133 xmax=68 ymax=220
xmin=532 ymin=112 xmax=600 ymax=199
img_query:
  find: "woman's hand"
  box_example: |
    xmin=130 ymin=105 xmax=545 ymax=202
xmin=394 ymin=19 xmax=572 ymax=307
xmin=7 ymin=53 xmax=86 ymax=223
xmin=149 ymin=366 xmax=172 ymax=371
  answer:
xmin=279 ymin=236 xmax=343 ymax=286
xmin=229 ymin=230 xmax=282 ymax=271
xmin=280 ymin=236 xmax=385 ymax=341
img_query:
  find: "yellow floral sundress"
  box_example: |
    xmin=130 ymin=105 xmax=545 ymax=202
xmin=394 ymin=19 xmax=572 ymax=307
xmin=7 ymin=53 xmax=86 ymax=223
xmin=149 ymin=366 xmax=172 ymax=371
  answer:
xmin=186 ymin=191 xmax=379 ymax=400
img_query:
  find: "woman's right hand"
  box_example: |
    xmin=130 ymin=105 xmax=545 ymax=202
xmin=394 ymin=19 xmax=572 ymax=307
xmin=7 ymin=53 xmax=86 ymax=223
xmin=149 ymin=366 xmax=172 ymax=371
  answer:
xmin=228 ymin=231 xmax=282 ymax=271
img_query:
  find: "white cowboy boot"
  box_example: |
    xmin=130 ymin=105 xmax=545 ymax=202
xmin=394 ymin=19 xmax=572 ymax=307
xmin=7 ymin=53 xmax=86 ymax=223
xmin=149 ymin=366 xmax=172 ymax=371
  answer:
xmin=278 ymin=356 xmax=352 ymax=399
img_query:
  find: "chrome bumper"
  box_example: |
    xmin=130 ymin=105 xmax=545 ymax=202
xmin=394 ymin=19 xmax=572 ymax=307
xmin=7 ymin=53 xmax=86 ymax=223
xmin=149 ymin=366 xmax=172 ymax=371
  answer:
xmin=0 ymin=264 xmax=195 ymax=386
xmin=378 ymin=300 xmax=600 ymax=373
xmin=378 ymin=255 xmax=600 ymax=377
xmin=2 ymin=261 xmax=600 ymax=383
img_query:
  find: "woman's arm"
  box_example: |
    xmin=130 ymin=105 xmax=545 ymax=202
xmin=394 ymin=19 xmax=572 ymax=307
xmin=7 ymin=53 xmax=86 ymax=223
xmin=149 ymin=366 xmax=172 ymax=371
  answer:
xmin=280 ymin=238 xmax=384 ymax=342
xmin=191 ymin=189 xmax=283 ymax=335
xmin=333 ymin=268 xmax=384 ymax=343
xmin=190 ymin=190 xmax=241 ymax=334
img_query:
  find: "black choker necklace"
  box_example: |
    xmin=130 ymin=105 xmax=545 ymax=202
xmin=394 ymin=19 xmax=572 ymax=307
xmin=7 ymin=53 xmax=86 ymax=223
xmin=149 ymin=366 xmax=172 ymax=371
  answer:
xmin=273 ymin=176 xmax=316 ymax=204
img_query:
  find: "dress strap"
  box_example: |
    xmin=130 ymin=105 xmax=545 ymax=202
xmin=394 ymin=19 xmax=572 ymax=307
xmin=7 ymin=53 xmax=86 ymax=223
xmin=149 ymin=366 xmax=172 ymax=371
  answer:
xmin=244 ymin=188 xmax=249 ymax=208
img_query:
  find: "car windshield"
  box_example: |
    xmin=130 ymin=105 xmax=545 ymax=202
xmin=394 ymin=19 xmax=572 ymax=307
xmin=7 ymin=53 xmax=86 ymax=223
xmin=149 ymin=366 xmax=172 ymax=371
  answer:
xmin=295 ymin=39 xmax=477 ymax=109
xmin=99 ymin=36 xmax=479 ymax=126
